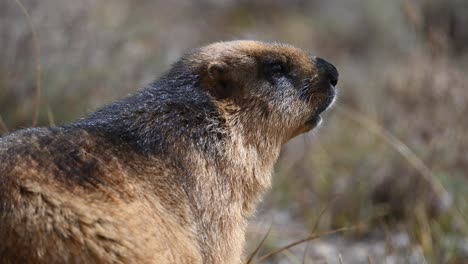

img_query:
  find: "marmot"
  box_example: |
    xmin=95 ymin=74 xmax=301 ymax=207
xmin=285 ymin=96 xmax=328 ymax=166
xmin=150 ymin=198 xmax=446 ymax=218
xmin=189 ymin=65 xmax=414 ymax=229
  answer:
xmin=0 ymin=40 xmax=338 ymax=263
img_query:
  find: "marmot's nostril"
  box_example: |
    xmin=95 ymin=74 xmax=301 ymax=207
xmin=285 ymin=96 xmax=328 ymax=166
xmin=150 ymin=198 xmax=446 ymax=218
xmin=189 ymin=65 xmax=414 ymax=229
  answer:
xmin=330 ymin=79 xmax=338 ymax=87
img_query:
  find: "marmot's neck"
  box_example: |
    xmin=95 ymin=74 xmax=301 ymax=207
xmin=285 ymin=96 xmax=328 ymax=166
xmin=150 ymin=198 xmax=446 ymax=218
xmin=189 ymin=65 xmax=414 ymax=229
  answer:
xmin=75 ymin=74 xmax=281 ymax=208
xmin=73 ymin=78 xmax=282 ymax=260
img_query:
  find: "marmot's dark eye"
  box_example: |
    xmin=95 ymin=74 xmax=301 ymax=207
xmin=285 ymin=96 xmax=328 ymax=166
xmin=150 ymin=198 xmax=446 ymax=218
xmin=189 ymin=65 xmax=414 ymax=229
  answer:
xmin=270 ymin=63 xmax=283 ymax=73
xmin=270 ymin=62 xmax=285 ymax=74
xmin=270 ymin=62 xmax=284 ymax=73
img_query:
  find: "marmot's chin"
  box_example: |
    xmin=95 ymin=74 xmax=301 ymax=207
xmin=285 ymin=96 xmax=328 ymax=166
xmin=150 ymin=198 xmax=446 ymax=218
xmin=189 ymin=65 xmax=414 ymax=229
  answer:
xmin=307 ymin=115 xmax=322 ymax=128
xmin=307 ymin=93 xmax=335 ymax=128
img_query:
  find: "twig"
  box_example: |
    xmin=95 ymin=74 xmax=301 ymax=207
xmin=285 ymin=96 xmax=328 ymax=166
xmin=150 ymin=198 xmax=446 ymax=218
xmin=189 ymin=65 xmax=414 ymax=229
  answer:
xmin=0 ymin=115 xmax=9 ymax=134
xmin=47 ymin=105 xmax=55 ymax=126
xmin=311 ymin=195 xmax=341 ymax=234
xmin=246 ymin=222 xmax=273 ymax=264
xmin=256 ymin=225 xmax=364 ymax=263
xmin=338 ymin=253 xmax=344 ymax=264
xmin=301 ymin=241 xmax=310 ymax=264
xmin=13 ymin=0 xmax=42 ymax=126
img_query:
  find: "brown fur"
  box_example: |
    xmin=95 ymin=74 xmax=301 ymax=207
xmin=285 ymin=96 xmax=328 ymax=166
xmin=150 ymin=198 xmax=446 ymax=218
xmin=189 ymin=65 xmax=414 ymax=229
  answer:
xmin=0 ymin=40 xmax=338 ymax=263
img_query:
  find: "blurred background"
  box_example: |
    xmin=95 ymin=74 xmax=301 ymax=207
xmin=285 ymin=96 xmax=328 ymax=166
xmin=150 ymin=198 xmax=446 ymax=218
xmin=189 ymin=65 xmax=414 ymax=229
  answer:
xmin=1 ymin=0 xmax=467 ymax=262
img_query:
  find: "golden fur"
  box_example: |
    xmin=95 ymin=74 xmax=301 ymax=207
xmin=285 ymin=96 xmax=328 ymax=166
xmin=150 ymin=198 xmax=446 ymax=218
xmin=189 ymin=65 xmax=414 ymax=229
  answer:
xmin=0 ymin=40 xmax=338 ymax=263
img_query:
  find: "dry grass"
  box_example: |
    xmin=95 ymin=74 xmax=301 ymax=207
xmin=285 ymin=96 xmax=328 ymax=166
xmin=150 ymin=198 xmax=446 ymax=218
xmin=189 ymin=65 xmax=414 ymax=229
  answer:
xmin=1 ymin=0 xmax=467 ymax=262
xmin=11 ymin=0 xmax=42 ymax=127
xmin=253 ymin=225 xmax=365 ymax=263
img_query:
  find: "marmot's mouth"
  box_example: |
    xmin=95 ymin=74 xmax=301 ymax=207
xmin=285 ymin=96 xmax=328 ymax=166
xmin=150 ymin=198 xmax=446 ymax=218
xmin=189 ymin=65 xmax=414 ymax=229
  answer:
xmin=316 ymin=95 xmax=335 ymax=114
xmin=307 ymin=92 xmax=336 ymax=127
xmin=308 ymin=115 xmax=322 ymax=128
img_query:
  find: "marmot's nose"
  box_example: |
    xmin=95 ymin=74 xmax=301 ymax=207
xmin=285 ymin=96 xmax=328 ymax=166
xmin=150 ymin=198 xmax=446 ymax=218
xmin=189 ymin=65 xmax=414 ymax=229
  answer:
xmin=313 ymin=56 xmax=339 ymax=87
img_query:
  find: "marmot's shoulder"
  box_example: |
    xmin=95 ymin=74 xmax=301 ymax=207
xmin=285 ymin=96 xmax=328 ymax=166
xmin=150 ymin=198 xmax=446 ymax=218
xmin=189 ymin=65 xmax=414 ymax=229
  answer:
xmin=74 ymin=76 xmax=228 ymax=157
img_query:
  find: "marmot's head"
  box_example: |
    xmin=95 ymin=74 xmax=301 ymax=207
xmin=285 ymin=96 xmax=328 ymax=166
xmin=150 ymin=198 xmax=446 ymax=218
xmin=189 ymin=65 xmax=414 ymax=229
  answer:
xmin=183 ymin=41 xmax=338 ymax=144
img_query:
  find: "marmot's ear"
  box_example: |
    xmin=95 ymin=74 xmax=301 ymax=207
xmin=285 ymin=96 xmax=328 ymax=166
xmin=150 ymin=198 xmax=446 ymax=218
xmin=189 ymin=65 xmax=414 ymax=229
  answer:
xmin=207 ymin=61 xmax=228 ymax=82
xmin=206 ymin=61 xmax=233 ymax=99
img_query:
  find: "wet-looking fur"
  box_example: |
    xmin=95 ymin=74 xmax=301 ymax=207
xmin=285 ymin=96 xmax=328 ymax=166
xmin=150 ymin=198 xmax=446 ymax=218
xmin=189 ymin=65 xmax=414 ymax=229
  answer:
xmin=0 ymin=40 xmax=338 ymax=263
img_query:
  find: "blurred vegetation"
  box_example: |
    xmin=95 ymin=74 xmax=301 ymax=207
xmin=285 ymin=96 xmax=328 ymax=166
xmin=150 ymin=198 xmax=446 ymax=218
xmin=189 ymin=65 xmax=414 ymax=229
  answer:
xmin=1 ymin=0 xmax=467 ymax=262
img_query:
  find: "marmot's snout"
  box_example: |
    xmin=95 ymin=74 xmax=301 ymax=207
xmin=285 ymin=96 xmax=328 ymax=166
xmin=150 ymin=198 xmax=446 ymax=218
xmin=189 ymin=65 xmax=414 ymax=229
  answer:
xmin=307 ymin=56 xmax=338 ymax=116
xmin=312 ymin=56 xmax=339 ymax=88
